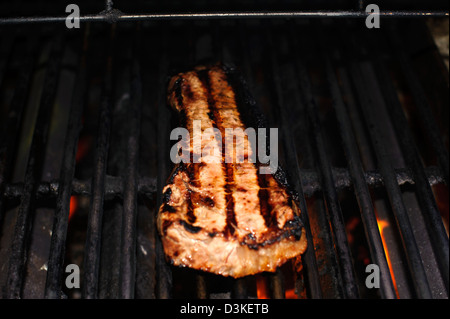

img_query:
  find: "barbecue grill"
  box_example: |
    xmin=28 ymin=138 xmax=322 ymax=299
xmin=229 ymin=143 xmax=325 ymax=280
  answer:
xmin=0 ymin=0 xmax=448 ymax=300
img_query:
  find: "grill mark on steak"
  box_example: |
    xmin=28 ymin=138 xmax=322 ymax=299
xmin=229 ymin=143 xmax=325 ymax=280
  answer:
xmin=167 ymin=72 xmax=229 ymax=235
xmin=224 ymin=164 xmax=237 ymax=237
xmin=223 ymin=71 xmax=277 ymax=233
xmin=257 ymin=173 xmax=272 ymax=229
xmin=186 ymin=163 xmax=197 ymax=224
xmin=196 ymin=68 xmax=237 ymax=238
xmin=206 ymin=66 xmax=267 ymax=243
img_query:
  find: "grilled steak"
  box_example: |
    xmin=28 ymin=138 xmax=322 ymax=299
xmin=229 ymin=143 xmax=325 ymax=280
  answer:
xmin=157 ymin=64 xmax=307 ymax=278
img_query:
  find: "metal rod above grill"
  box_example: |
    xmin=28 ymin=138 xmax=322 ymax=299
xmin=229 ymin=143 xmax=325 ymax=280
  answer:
xmin=0 ymin=10 xmax=448 ymax=25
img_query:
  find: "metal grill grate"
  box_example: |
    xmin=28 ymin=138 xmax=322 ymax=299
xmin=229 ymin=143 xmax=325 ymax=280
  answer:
xmin=0 ymin=8 xmax=448 ymax=299
xmin=0 ymin=0 xmax=448 ymax=25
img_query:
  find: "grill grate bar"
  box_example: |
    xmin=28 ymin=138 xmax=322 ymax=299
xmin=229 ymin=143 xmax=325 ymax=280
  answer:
xmin=262 ymin=23 xmax=323 ymax=299
xmin=287 ymin=35 xmax=359 ymax=298
xmin=388 ymin=25 xmax=449 ymax=187
xmin=345 ymin=39 xmax=433 ymax=298
xmin=0 ymin=35 xmax=38 ymax=226
xmin=5 ymin=32 xmax=64 ymax=298
xmin=231 ymin=278 xmax=249 ymax=299
xmin=118 ymin=25 xmax=142 ymax=299
xmin=81 ymin=25 xmax=115 ymax=299
xmin=371 ymin=47 xmax=449 ymax=293
xmin=155 ymin=27 xmax=173 ymax=299
xmin=2 ymin=166 xmax=444 ymax=201
xmin=44 ymin=28 xmax=88 ymax=299
xmin=323 ymin=54 xmax=397 ymax=298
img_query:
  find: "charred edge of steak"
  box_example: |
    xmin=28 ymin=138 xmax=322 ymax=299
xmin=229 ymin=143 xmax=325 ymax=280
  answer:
xmin=243 ymin=214 xmax=305 ymax=250
xmin=162 ymin=187 xmax=172 ymax=203
xmin=161 ymin=219 xmax=173 ymax=236
xmin=166 ymin=162 xmax=186 ymax=185
xmin=171 ymin=77 xmax=184 ymax=108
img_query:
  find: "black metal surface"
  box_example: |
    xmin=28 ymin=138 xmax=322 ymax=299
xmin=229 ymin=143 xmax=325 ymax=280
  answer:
xmin=287 ymin=34 xmax=359 ymax=298
xmin=389 ymin=26 xmax=450 ymax=187
xmin=323 ymin=52 xmax=397 ymax=299
xmin=252 ymin=24 xmax=324 ymax=300
xmin=0 ymin=10 xmax=448 ymax=25
xmin=44 ymin=28 xmax=87 ymax=299
xmin=155 ymin=27 xmax=173 ymax=299
xmin=342 ymin=34 xmax=433 ymax=298
xmin=0 ymin=0 xmax=447 ymax=25
xmin=369 ymin=36 xmax=449 ymax=293
xmin=0 ymin=35 xmax=38 ymax=224
xmin=5 ymin=32 xmax=64 ymax=299
xmin=119 ymin=26 xmax=142 ymax=299
xmin=81 ymin=25 xmax=115 ymax=299
xmin=249 ymin=24 xmax=322 ymax=299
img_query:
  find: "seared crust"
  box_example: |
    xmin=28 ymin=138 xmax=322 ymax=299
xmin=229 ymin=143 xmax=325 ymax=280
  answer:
xmin=158 ymin=64 xmax=307 ymax=278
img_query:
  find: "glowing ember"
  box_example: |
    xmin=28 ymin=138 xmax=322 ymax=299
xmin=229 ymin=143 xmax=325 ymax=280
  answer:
xmin=376 ymin=217 xmax=399 ymax=297
xmin=75 ymin=136 xmax=92 ymax=162
xmin=285 ymin=288 xmax=298 ymax=299
xmin=69 ymin=133 xmax=91 ymax=222
xmin=256 ymin=275 xmax=270 ymax=299
xmin=69 ymin=196 xmax=78 ymax=221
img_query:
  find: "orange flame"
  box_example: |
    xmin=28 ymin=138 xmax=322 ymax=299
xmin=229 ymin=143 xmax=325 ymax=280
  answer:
xmin=255 ymin=274 xmax=299 ymax=299
xmin=69 ymin=196 xmax=78 ymax=221
xmin=285 ymin=288 xmax=298 ymax=299
xmin=376 ymin=217 xmax=399 ymax=298
xmin=69 ymin=134 xmax=91 ymax=222
xmin=75 ymin=136 xmax=92 ymax=163
xmin=256 ymin=275 xmax=270 ymax=299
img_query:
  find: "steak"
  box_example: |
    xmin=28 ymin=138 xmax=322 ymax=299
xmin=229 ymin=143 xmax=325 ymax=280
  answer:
xmin=157 ymin=64 xmax=307 ymax=278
